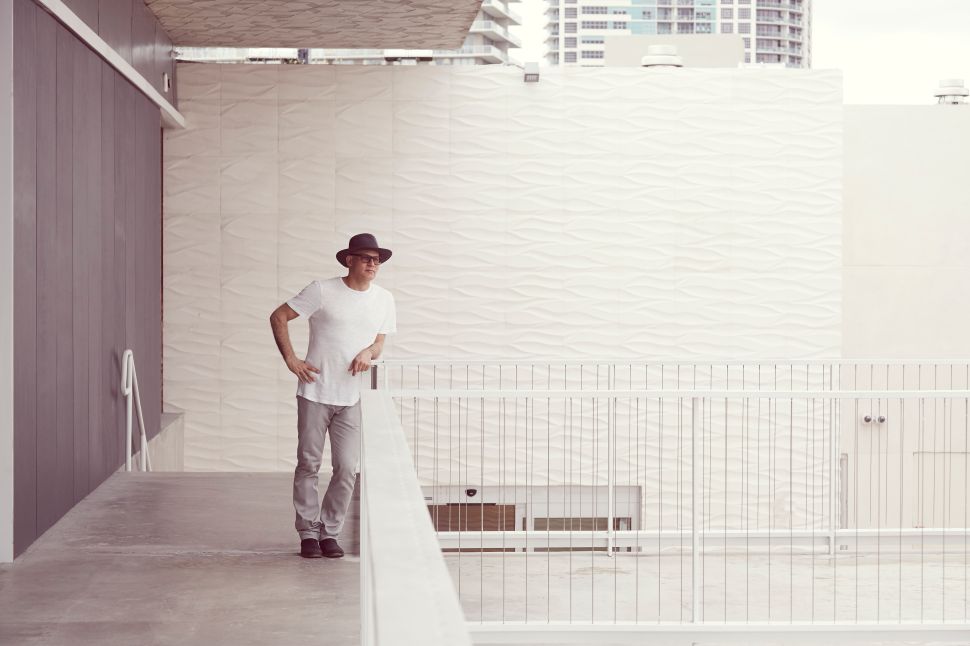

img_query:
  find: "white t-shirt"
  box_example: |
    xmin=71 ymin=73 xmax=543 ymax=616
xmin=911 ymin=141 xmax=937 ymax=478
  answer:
xmin=287 ymin=277 xmax=397 ymax=406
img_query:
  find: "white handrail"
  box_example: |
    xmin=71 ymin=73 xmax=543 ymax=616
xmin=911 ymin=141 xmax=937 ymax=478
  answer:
xmin=379 ymin=388 xmax=970 ymax=399
xmin=121 ymin=349 xmax=152 ymax=472
xmin=372 ymin=357 xmax=970 ymax=366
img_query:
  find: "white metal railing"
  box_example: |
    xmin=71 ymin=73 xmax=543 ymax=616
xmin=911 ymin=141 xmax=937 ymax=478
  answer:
xmin=121 ymin=349 xmax=151 ymax=472
xmin=433 ymin=46 xmax=508 ymax=61
xmin=757 ymin=0 xmax=806 ymax=9
xmin=176 ymin=47 xmax=508 ymax=64
xmin=373 ymin=359 xmax=970 ymax=392
xmin=468 ymin=21 xmax=523 ymax=48
xmin=175 ymin=47 xmax=300 ymax=62
xmin=481 ymin=0 xmax=523 ymax=24
xmin=359 ymin=390 xmax=472 ymax=646
xmin=369 ymin=360 xmax=970 ymax=641
xmin=758 ymin=15 xmax=803 ymax=25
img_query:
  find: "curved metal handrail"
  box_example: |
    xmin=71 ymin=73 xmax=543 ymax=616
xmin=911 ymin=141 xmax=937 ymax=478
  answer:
xmin=121 ymin=349 xmax=152 ymax=472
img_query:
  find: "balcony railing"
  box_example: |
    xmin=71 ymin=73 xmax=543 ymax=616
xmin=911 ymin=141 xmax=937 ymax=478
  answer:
xmin=369 ymin=359 xmax=970 ymax=641
xmin=757 ymin=0 xmax=805 ymax=10
xmin=469 ymin=20 xmax=523 ymax=48
xmin=481 ymin=0 xmax=523 ymax=25
xmin=755 ymin=45 xmax=792 ymax=53
xmin=176 ymin=47 xmax=300 ymax=62
xmin=757 ymin=15 xmax=804 ymax=25
xmin=432 ymin=46 xmax=508 ymax=63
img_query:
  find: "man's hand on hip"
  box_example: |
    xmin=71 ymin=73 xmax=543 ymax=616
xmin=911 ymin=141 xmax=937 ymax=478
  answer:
xmin=286 ymin=358 xmax=320 ymax=383
xmin=349 ymin=348 xmax=373 ymax=376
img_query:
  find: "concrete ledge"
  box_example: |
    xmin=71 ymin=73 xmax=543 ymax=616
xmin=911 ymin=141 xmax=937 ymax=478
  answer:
xmin=129 ymin=411 xmax=184 ymax=472
xmin=360 ymin=390 xmax=471 ymax=646
xmin=469 ymin=623 xmax=970 ymax=645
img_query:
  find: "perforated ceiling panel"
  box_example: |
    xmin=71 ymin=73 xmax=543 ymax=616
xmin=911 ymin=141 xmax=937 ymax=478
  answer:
xmin=145 ymin=0 xmax=482 ymax=48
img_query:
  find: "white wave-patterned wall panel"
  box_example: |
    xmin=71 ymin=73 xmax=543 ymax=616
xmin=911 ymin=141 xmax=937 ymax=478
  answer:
xmin=163 ymin=64 xmax=843 ymax=472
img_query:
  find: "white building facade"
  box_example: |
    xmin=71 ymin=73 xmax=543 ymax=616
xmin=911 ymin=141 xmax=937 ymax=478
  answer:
xmin=546 ymin=0 xmax=810 ymax=67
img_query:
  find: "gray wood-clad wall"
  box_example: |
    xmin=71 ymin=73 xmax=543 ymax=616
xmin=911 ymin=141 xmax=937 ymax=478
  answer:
xmin=13 ymin=0 xmax=163 ymax=557
xmin=62 ymin=0 xmax=177 ymax=106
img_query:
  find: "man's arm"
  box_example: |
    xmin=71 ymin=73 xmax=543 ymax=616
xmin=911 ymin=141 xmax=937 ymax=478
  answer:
xmin=270 ymin=303 xmax=320 ymax=384
xmin=349 ymin=334 xmax=386 ymax=376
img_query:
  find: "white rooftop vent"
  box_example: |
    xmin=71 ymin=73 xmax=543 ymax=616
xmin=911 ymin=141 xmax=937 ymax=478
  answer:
xmin=523 ymin=62 xmax=540 ymax=83
xmin=641 ymin=45 xmax=683 ymax=68
xmin=934 ymin=79 xmax=968 ymax=104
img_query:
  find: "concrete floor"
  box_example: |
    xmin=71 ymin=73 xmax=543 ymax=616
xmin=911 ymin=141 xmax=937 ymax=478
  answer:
xmin=0 ymin=473 xmax=359 ymax=646
xmin=447 ymin=549 xmax=970 ymax=625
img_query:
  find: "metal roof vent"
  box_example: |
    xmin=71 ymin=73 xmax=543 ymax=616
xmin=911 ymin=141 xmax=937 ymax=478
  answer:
xmin=934 ymin=79 xmax=969 ymax=104
xmin=641 ymin=44 xmax=683 ymax=68
xmin=523 ymin=62 xmax=540 ymax=83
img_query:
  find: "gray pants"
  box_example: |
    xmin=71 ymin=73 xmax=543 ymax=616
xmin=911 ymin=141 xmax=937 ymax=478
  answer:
xmin=293 ymin=396 xmax=361 ymax=541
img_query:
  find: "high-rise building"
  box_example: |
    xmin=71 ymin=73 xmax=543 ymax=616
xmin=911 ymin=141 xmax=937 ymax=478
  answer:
xmin=178 ymin=0 xmax=522 ymax=66
xmin=546 ymin=0 xmax=810 ymax=68
xmin=451 ymin=0 xmax=524 ymax=65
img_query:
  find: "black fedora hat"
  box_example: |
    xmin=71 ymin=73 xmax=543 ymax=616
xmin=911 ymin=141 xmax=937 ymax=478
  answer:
xmin=336 ymin=233 xmax=392 ymax=268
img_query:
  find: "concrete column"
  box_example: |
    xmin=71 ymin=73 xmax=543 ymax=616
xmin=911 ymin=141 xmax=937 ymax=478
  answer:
xmin=0 ymin=0 xmax=16 ymax=564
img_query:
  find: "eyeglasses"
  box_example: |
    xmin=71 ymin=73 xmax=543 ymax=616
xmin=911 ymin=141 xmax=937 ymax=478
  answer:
xmin=349 ymin=253 xmax=381 ymax=266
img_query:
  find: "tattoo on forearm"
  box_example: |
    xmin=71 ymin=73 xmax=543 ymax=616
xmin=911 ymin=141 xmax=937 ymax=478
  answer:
xmin=271 ymin=316 xmax=294 ymax=362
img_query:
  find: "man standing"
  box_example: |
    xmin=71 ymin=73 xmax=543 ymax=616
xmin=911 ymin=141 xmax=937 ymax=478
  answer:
xmin=270 ymin=233 xmax=396 ymax=558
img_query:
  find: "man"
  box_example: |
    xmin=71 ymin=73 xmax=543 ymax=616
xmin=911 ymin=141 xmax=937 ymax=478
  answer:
xmin=269 ymin=233 xmax=396 ymax=558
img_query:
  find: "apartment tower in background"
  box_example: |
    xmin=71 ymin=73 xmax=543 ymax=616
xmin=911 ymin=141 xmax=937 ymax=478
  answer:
xmin=178 ymin=0 xmax=522 ymax=65
xmin=546 ymin=0 xmax=810 ymax=67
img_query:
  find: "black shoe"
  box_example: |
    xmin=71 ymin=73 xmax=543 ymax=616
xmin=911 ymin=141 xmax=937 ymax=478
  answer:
xmin=300 ymin=538 xmax=323 ymax=558
xmin=319 ymin=538 xmax=344 ymax=558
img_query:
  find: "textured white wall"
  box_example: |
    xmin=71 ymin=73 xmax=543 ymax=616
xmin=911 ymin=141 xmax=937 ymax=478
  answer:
xmin=163 ymin=63 xmax=843 ymax=472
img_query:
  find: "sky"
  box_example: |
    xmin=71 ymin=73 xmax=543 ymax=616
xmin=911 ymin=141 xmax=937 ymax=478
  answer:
xmin=510 ymin=0 xmax=970 ymax=104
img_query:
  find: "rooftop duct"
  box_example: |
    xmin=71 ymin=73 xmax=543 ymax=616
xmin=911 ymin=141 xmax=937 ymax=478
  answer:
xmin=523 ymin=62 xmax=540 ymax=83
xmin=934 ymin=79 xmax=969 ymax=104
xmin=641 ymin=44 xmax=683 ymax=68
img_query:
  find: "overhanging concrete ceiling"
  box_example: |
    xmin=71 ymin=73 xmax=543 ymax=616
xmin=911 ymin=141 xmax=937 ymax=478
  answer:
xmin=144 ymin=0 xmax=484 ymax=49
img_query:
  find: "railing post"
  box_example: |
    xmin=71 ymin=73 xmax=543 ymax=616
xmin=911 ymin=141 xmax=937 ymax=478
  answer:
xmin=839 ymin=453 xmax=849 ymax=530
xmin=691 ymin=396 xmax=700 ymax=623
xmin=122 ymin=350 xmax=133 ymax=472
xmin=135 ymin=373 xmax=148 ymax=472
xmin=606 ymin=364 xmax=616 ymax=557
xmin=121 ymin=349 xmax=151 ymax=472
xmin=829 ymin=397 xmax=839 ymax=555
xmin=125 ymin=388 xmax=132 ymax=471
xmin=607 ymin=394 xmax=614 ymax=556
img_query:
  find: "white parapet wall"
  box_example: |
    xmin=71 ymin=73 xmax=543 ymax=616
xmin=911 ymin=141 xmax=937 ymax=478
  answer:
xmin=163 ymin=64 xmax=844 ymax=471
xmin=128 ymin=412 xmax=185 ymax=473
xmin=843 ymin=105 xmax=970 ymax=360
